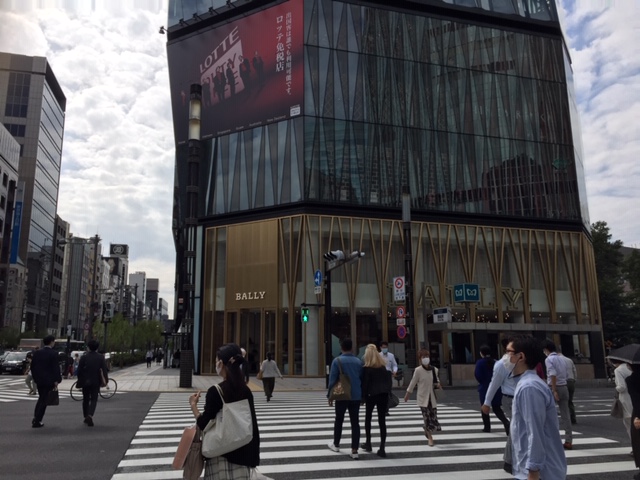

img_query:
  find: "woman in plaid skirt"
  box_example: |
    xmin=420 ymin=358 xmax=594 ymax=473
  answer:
xmin=403 ymin=348 xmax=442 ymax=447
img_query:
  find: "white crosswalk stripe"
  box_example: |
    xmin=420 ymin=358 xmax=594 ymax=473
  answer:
xmin=0 ymin=381 xmax=73 ymax=402
xmin=111 ymin=392 xmax=636 ymax=479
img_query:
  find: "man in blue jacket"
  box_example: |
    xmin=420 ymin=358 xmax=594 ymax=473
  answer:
xmin=327 ymin=338 xmax=363 ymax=459
xmin=30 ymin=335 xmax=62 ymax=428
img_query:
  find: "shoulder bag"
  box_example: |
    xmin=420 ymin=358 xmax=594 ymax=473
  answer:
xmin=202 ymin=384 xmax=254 ymax=458
xmin=329 ymin=358 xmax=352 ymax=401
xmin=611 ymin=391 xmax=624 ymax=419
xmin=387 ymin=392 xmax=400 ymax=409
xmin=47 ymin=387 xmax=59 ymax=406
xmin=256 ymin=369 xmax=264 ymax=380
xmin=432 ymin=368 xmax=445 ymax=401
xmin=173 ymin=424 xmax=204 ymax=480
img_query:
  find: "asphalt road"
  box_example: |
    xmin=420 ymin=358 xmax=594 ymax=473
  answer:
xmin=0 ymin=391 xmax=157 ymax=480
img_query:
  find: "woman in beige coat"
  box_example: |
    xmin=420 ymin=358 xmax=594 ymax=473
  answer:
xmin=404 ymin=348 xmax=442 ymax=446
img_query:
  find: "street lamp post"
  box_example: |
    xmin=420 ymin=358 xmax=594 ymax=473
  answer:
xmin=179 ymin=83 xmax=202 ymax=388
xmin=402 ymin=187 xmax=417 ymax=366
xmin=322 ymin=250 xmax=365 ymax=387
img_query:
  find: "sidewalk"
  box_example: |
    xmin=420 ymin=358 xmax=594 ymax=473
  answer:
xmin=70 ymin=362 xmax=329 ymax=393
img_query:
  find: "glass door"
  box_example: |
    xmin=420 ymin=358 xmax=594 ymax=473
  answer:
xmin=240 ymin=309 xmax=261 ymax=374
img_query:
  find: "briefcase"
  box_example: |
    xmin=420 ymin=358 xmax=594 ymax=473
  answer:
xmin=47 ymin=388 xmax=60 ymax=406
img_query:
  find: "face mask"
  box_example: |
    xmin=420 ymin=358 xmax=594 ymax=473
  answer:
xmin=381 ymin=348 xmax=388 ymax=354
xmin=502 ymin=355 xmax=515 ymax=373
xmin=421 ymin=357 xmax=430 ymax=366
xmin=215 ymin=361 xmax=223 ymax=376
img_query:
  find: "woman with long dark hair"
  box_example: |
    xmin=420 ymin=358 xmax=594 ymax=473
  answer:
xmin=259 ymin=352 xmax=283 ymax=402
xmin=475 ymin=344 xmax=510 ymax=434
xmin=189 ymin=343 xmax=260 ymax=479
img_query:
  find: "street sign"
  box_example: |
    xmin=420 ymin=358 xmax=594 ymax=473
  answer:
xmin=396 ymin=318 xmax=406 ymax=326
xmin=397 ymin=325 xmax=407 ymax=339
xmin=453 ymin=283 xmax=480 ymax=303
xmin=396 ymin=306 xmax=406 ymax=318
xmin=393 ymin=276 xmax=405 ymax=301
xmin=314 ymin=286 xmax=322 ymax=294
xmin=433 ymin=306 xmax=452 ymax=323
xmin=314 ymin=270 xmax=323 ymax=287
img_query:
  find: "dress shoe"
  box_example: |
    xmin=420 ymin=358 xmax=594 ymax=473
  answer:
xmin=85 ymin=416 xmax=94 ymax=427
xmin=503 ymin=463 xmax=512 ymax=474
xmin=32 ymin=421 xmax=44 ymax=428
xmin=376 ymin=448 xmax=386 ymax=458
xmin=563 ymin=442 xmax=572 ymax=450
xmin=360 ymin=442 xmax=372 ymax=452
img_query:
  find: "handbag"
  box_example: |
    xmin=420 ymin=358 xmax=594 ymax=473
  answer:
xmin=611 ymin=398 xmax=624 ymax=419
xmin=201 ymin=384 xmax=253 ymax=458
xmin=256 ymin=370 xmax=264 ymax=380
xmin=173 ymin=425 xmax=204 ymax=480
xmin=387 ymin=392 xmax=400 ymax=409
xmin=431 ymin=368 xmax=444 ymax=400
xmin=329 ymin=358 xmax=352 ymax=402
xmin=47 ymin=387 xmax=59 ymax=406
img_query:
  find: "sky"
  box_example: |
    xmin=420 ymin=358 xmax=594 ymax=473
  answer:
xmin=0 ymin=0 xmax=638 ymax=318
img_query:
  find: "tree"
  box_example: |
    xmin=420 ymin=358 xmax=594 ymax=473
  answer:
xmin=591 ymin=221 xmax=640 ymax=345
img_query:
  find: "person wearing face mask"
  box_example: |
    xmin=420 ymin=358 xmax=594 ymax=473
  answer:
xmin=508 ymin=335 xmax=567 ymax=480
xmin=482 ymin=338 xmax=519 ymax=474
xmin=379 ymin=342 xmax=398 ymax=376
xmin=403 ymin=349 xmax=442 ymax=447
xmin=189 ymin=343 xmax=260 ymax=479
xmin=542 ymin=339 xmax=572 ymax=450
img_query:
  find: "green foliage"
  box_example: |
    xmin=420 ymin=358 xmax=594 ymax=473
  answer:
xmin=0 ymin=327 xmax=20 ymax=349
xmin=592 ymin=221 xmax=640 ymax=346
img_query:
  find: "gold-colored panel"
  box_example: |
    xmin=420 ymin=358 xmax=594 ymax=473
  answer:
xmin=226 ymin=220 xmax=279 ymax=308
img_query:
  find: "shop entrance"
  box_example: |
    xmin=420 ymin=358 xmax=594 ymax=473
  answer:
xmin=225 ymin=308 xmax=276 ymax=375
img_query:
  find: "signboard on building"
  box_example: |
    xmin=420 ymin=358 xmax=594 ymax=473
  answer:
xmin=393 ymin=276 xmax=405 ymax=302
xmin=110 ymin=244 xmax=129 ymax=257
xmin=167 ymin=0 xmax=304 ymax=142
xmin=433 ymin=306 xmax=452 ymax=323
xmin=453 ymin=283 xmax=480 ymax=303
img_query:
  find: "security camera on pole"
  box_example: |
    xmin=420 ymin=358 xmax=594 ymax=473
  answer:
xmin=322 ymin=249 xmax=365 ymax=387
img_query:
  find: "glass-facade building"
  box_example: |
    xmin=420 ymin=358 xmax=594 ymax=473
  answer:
xmin=167 ymin=0 xmax=605 ymax=383
xmin=0 ymin=53 xmax=66 ymax=334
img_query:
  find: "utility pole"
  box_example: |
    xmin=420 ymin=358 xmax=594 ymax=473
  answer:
xmin=402 ymin=187 xmax=417 ymax=366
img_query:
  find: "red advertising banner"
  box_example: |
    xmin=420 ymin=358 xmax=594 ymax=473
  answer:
xmin=168 ymin=0 xmax=304 ymax=142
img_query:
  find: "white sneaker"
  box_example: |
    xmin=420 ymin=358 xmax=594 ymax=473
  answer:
xmin=350 ymin=451 xmax=359 ymax=459
xmin=327 ymin=443 xmax=340 ymax=453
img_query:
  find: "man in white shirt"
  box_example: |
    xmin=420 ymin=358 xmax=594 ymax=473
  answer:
xmin=542 ymin=339 xmax=572 ymax=449
xmin=379 ymin=342 xmax=398 ymax=375
xmin=380 ymin=342 xmax=398 ymax=417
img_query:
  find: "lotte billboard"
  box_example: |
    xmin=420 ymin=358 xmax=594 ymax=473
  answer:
xmin=167 ymin=0 xmax=304 ymax=143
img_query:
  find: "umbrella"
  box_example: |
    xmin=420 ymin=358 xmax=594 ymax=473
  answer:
xmin=607 ymin=344 xmax=640 ymax=364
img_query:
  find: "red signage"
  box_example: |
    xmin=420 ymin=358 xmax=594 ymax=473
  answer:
xmin=168 ymin=0 xmax=304 ymax=142
xmin=397 ymin=325 xmax=407 ymax=339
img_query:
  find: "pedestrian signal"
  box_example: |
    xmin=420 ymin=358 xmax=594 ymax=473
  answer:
xmin=301 ymin=308 xmax=310 ymax=322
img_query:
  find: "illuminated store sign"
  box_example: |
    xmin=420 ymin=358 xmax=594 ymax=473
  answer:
xmin=235 ymin=291 xmax=267 ymax=301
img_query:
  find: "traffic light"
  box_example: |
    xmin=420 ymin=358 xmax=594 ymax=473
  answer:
xmin=301 ymin=307 xmax=310 ymax=322
xmin=104 ymin=302 xmax=115 ymax=319
xmin=323 ymin=250 xmax=345 ymax=262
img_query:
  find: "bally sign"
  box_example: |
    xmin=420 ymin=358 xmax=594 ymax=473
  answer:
xmin=235 ymin=291 xmax=266 ymax=301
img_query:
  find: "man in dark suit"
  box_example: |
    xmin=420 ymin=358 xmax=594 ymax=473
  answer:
xmin=77 ymin=339 xmax=109 ymax=426
xmin=30 ymin=335 xmax=62 ymax=428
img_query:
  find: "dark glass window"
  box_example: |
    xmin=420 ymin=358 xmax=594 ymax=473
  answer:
xmin=5 ymin=72 xmax=30 ymax=118
xmin=5 ymin=124 xmax=26 ymax=137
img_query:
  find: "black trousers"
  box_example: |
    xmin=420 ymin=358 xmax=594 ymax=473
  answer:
xmin=33 ymin=384 xmax=52 ymax=423
xmin=82 ymin=386 xmax=100 ymax=418
xmin=364 ymin=393 xmax=388 ymax=448
xmin=333 ymin=400 xmax=360 ymax=450
xmin=263 ymin=377 xmax=275 ymax=398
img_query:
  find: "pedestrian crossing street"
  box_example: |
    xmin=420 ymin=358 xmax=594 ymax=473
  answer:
xmin=0 ymin=376 xmax=73 ymax=402
xmin=111 ymin=391 xmax=636 ymax=480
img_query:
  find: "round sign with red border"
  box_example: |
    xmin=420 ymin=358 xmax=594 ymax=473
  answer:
xmin=396 ymin=306 xmax=405 ymax=318
xmin=394 ymin=277 xmax=404 ymax=289
xmin=397 ymin=325 xmax=407 ymax=339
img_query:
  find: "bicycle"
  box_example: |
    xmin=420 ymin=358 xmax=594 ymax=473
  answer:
xmin=70 ymin=378 xmax=118 ymax=400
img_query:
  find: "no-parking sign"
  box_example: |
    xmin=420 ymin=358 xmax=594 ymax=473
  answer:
xmin=396 ymin=306 xmax=405 ymax=318
xmin=393 ymin=276 xmax=405 ymax=301
xmin=397 ymin=325 xmax=407 ymax=339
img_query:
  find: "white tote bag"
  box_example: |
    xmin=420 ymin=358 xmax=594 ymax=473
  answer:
xmin=202 ymin=384 xmax=253 ymax=458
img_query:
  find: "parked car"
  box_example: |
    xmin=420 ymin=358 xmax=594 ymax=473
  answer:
xmin=2 ymin=351 xmax=30 ymax=375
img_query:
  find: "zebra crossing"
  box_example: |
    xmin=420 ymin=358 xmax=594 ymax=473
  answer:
xmin=111 ymin=391 xmax=636 ymax=479
xmin=0 ymin=376 xmax=73 ymax=402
